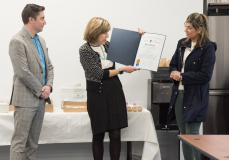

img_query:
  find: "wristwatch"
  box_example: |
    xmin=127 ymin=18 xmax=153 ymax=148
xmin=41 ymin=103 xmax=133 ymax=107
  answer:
xmin=119 ymin=68 xmax=123 ymax=74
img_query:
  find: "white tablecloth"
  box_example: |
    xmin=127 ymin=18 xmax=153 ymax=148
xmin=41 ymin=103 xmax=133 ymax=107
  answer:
xmin=0 ymin=108 xmax=161 ymax=160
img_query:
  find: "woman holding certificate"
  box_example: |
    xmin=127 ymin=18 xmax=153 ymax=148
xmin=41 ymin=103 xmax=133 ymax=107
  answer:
xmin=79 ymin=17 xmax=144 ymax=160
xmin=168 ymin=13 xmax=216 ymax=160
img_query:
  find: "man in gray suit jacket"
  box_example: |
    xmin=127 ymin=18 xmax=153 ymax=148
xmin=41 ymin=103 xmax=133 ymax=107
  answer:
xmin=9 ymin=4 xmax=54 ymax=160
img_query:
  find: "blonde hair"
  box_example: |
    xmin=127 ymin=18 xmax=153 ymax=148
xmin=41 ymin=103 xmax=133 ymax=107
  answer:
xmin=183 ymin=13 xmax=209 ymax=47
xmin=83 ymin=17 xmax=111 ymax=43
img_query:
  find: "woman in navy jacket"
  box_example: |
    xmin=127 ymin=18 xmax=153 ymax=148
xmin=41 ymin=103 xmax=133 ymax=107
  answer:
xmin=168 ymin=13 xmax=216 ymax=160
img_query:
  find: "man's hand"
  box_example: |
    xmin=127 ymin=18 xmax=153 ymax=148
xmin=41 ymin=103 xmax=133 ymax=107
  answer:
xmin=40 ymin=85 xmax=51 ymax=99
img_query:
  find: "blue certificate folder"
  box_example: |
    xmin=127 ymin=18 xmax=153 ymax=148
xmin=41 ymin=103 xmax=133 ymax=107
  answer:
xmin=107 ymin=28 xmax=141 ymax=66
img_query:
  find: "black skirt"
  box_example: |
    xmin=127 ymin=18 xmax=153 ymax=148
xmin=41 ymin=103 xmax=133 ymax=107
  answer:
xmin=87 ymin=72 xmax=128 ymax=135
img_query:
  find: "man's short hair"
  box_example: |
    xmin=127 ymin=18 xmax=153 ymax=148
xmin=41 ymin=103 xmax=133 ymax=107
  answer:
xmin=84 ymin=17 xmax=111 ymax=43
xmin=22 ymin=4 xmax=45 ymax=24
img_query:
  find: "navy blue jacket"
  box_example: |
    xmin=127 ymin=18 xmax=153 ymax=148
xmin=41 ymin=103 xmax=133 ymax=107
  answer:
xmin=168 ymin=38 xmax=217 ymax=124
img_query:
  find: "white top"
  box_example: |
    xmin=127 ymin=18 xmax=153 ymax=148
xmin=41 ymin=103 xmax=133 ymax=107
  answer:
xmin=178 ymin=42 xmax=196 ymax=90
xmin=91 ymin=45 xmax=113 ymax=69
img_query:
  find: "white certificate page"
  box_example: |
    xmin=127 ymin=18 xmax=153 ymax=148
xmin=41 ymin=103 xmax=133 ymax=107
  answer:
xmin=134 ymin=33 xmax=166 ymax=71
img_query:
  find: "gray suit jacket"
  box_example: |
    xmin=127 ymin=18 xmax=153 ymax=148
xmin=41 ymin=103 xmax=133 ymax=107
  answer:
xmin=9 ymin=27 xmax=54 ymax=107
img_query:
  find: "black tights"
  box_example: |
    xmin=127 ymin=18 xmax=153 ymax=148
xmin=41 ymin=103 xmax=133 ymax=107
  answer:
xmin=92 ymin=129 xmax=121 ymax=160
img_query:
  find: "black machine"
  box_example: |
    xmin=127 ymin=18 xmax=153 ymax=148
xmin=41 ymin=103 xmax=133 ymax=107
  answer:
xmin=147 ymin=67 xmax=180 ymax=160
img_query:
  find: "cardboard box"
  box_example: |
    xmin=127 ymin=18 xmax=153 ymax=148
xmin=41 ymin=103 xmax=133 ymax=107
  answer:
xmin=9 ymin=105 xmax=14 ymax=111
xmin=1 ymin=100 xmax=53 ymax=112
xmin=166 ymin=60 xmax=171 ymax=67
xmin=158 ymin=58 xmax=167 ymax=67
xmin=45 ymin=99 xmax=53 ymax=112
xmin=61 ymin=101 xmax=87 ymax=112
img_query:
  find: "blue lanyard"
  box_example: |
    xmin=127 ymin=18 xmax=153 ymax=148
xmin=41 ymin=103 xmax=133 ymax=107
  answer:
xmin=100 ymin=45 xmax=106 ymax=60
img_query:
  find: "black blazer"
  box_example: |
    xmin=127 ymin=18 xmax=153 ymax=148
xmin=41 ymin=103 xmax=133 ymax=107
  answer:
xmin=79 ymin=41 xmax=114 ymax=93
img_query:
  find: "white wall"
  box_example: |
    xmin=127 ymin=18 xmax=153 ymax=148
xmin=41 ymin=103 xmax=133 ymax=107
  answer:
xmin=0 ymin=0 xmax=202 ymax=159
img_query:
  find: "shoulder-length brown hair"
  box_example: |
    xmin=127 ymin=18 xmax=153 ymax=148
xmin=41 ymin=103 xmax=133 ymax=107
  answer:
xmin=183 ymin=13 xmax=209 ymax=48
xmin=84 ymin=17 xmax=111 ymax=43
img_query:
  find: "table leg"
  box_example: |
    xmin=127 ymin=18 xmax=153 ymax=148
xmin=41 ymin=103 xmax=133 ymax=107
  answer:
xmin=127 ymin=141 xmax=132 ymax=160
